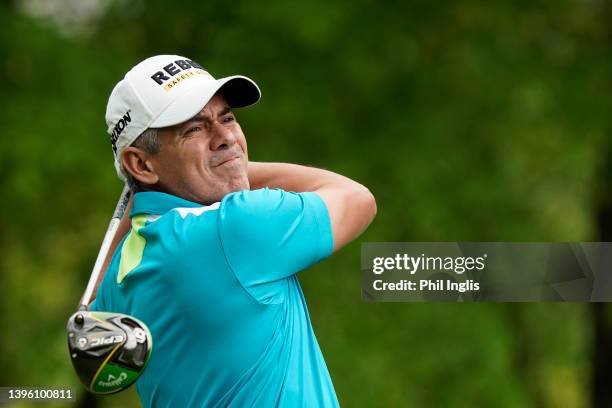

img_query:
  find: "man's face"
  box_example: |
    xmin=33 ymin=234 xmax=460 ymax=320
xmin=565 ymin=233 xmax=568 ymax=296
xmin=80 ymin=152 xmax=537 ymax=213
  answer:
xmin=147 ymin=94 xmax=250 ymax=204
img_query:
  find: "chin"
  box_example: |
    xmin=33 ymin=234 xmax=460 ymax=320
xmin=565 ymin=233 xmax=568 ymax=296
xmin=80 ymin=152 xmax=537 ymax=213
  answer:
xmin=209 ymin=180 xmax=249 ymax=203
xmin=229 ymin=174 xmax=250 ymax=191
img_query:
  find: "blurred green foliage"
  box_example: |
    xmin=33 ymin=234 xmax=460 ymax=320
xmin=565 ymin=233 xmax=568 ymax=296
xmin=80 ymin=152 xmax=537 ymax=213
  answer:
xmin=2 ymin=0 xmax=611 ymax=406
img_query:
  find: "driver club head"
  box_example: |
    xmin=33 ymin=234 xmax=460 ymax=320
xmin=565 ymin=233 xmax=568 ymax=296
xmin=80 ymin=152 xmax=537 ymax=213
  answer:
xmin=67 ymin=311 xmax=152 ymax=394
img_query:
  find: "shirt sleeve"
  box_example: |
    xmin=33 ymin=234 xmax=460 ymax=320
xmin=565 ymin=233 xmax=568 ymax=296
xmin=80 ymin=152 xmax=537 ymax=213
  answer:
xmin=218 ymin=188 xmax=333 ymax=293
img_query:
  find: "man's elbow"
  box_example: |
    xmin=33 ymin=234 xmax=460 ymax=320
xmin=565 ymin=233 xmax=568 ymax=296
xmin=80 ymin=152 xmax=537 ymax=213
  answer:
xmin=352 ymin=184 xmax=377 ymax=227
xmin=322 ymin=183 xmax=377 ymax=251
xmin=364 ymin=187 xmax=377 ymax=224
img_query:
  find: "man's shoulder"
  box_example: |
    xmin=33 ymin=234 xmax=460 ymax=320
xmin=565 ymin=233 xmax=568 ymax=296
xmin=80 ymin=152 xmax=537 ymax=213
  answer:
xmin=218 ymin=188 xmax=329 ymax=246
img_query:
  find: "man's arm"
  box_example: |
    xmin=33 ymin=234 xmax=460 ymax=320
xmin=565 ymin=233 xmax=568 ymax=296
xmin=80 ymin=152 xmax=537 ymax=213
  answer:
xmin=248 ymin=162 xmax=376 ymax=252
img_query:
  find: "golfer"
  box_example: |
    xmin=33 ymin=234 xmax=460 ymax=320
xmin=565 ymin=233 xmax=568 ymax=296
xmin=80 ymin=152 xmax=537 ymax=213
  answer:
xmin=92 ymin=54 xmax=376 ymax=407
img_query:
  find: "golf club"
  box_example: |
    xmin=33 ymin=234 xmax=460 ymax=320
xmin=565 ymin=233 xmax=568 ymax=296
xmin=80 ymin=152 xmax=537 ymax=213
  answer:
xmin=66 ymin=185 xmax=152 ymax=394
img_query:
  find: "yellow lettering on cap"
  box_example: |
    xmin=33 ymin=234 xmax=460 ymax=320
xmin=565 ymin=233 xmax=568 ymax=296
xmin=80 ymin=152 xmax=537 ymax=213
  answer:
xmin=163 ymin=70 xmax=208 ymax=91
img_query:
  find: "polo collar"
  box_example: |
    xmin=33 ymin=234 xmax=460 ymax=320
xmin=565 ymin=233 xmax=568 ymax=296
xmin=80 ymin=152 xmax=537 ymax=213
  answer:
xmin=131 ymin=191 xmax=204 ymax=217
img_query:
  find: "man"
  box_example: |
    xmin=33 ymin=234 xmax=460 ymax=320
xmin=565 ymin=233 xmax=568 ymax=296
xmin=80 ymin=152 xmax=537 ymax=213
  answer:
xmin=91 ymin=54 xmax=376 ymax=407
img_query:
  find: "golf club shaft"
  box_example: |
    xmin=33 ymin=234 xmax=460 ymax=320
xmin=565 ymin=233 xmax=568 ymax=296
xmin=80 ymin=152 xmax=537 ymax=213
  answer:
xmin=80 ymin=185 xmax=131 ymax=309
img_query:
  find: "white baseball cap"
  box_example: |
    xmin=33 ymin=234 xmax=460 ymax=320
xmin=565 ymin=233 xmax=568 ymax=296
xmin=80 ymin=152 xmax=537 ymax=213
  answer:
xmin=105 ymin=54 xmax=261 ymax=180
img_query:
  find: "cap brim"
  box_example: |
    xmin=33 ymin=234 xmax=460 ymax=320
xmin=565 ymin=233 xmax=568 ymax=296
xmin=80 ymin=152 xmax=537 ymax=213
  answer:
xmin=150 ymin=75 xmax=260 ymax=128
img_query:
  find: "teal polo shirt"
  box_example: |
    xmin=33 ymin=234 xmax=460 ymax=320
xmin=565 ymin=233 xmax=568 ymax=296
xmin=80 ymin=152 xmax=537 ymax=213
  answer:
xmin=91 ymin=188 xmax=339 ymax=407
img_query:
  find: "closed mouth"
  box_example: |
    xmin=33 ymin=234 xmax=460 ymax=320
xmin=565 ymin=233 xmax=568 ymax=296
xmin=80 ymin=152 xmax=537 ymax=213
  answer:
xmin=215 ymin=156 xmax=240 ymax=167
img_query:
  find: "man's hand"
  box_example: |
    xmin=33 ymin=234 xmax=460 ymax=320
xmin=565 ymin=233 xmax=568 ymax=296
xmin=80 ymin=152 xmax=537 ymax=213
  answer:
xmin=248 ymin=162 xmax=376 ymax=252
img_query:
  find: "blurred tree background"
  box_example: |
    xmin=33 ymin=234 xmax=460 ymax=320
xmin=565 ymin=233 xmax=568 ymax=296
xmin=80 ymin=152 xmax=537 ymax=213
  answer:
xmin=1 ymin=0 xmax=612 ymax=406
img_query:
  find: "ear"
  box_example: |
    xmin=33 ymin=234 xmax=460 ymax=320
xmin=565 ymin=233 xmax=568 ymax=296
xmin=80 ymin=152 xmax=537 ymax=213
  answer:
xmin=121 ymin=147 xmax=159 ymax=185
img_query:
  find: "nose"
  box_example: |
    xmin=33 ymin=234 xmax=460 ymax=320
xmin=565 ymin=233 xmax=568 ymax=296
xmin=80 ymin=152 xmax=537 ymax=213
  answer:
xmin=210 ymin=121 xmax=236 ymax=151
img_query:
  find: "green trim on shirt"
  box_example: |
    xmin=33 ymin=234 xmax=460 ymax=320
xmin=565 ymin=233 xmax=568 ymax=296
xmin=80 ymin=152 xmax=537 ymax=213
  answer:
xmin=117 ymin=214 xmax=148 ymax=284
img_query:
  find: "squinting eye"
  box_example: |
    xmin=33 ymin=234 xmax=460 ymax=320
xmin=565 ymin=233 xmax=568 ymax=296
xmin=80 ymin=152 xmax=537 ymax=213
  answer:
xmin=186 ymin=126 xmax=201 ymax=134
xmin=223 ymin=116 xmax=235 ymax=123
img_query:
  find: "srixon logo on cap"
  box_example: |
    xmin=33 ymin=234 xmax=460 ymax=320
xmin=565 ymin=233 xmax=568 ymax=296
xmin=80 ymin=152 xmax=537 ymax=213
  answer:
xmin=110 ymin=109 xmax=131 ymax=154
xmin=150 ymin=59 xmax=206 ymax=91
